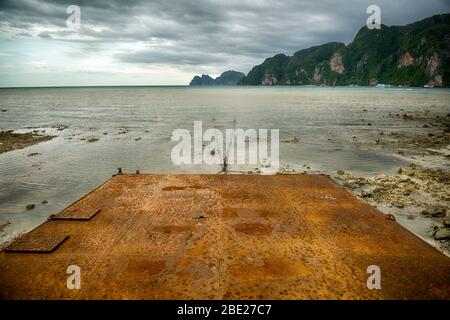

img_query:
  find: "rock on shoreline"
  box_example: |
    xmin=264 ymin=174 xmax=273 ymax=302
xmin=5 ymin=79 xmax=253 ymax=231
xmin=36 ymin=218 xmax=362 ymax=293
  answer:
xmin=0 ymin=131 xmax=54 ymax=154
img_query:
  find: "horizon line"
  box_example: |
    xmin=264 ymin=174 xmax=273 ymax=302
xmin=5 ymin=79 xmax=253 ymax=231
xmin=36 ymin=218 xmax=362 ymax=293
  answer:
xmin=0 ymin=84 xmax=192 ymax=89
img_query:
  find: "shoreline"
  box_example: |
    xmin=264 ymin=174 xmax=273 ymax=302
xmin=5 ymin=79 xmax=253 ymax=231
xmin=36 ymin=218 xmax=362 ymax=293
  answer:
xmin=2 ymin=85 xmax=450 ymax=90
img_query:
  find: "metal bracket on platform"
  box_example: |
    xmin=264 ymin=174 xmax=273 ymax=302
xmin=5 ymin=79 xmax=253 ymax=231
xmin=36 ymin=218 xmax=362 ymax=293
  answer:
xmin=5 ymin=234 xmax=69 ymax=253
xmin=50 ymin=208 xmax=101 ymax=221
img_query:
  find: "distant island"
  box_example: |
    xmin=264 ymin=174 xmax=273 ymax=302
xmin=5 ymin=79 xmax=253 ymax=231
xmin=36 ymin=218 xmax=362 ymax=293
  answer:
xmin=189 ymin=70 xmax=245 ymax=86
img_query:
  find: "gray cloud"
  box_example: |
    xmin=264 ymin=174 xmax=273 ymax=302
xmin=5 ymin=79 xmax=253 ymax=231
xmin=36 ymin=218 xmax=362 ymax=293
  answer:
xmin=119 ymin=48 xmax=229 ymax=66
xmin=1 ymin=0 xmax=449 ymax=73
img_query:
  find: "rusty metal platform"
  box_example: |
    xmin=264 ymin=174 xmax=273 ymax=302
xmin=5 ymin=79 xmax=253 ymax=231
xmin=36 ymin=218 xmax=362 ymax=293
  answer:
xmin=0 ymin=174 xmax=449 ymax=299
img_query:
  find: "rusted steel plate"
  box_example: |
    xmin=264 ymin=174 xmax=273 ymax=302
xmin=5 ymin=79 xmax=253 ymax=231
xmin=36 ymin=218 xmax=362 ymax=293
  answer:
xmin=0 ymin=174 xmax=449 ymax=300
xmin=51 ymin=208 xmax=101 ymax=221
xmin=5 ymin=232 xmax=69 ymax=254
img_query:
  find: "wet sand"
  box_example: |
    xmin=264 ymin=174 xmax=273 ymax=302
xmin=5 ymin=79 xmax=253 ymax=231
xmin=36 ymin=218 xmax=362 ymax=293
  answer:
xmin=345 ymin=109 xmax=450 ymax=164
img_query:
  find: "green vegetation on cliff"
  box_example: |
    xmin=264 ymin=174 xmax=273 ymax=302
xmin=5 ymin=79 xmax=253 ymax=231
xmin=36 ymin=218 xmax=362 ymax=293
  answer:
xmin=240 ymin=13 xmax=450 ymax=87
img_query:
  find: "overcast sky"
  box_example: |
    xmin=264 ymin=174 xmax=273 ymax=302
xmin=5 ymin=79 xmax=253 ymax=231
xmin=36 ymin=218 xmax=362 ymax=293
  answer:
xmin=0 ymin=0 xmax=449 ymax=87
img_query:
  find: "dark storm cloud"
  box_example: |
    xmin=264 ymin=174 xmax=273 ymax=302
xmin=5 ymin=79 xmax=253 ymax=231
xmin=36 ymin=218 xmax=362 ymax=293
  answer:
xmin=1 ymin=0 xmax=449 ymax=70
xmin=120 ymin=49 xmax=228 ymax=66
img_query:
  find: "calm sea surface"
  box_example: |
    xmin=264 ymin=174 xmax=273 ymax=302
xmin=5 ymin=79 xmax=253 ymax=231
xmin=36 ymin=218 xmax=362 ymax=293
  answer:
xmin=1 ymin=86 xmax=449 ymax=244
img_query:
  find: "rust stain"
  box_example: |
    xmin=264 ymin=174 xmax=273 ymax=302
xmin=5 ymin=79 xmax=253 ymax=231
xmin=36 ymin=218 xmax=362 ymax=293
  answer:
xmin=227 ymin=256 xmax=310 ymax=281
xmin=223 ymin=207 xmax=274 ymax=219
xmin=304 ymin=213 xmax=334 ymax=223
xmin=162 ymin=186 xmax=207 ymax=191
xmin=176 ymin=257 xmax=192 ymax=269
xmin=222 ymin=191 xmax=252 ymax=200
xmin=187 ymin=243 xmax=208 ymax=256
xmin=222 ymin=207 xmax=239 ymax=219
xmin=176 ymin=271 xmax=192 ymax=280
xmin=222 ymin=192 xmax=266 ymax=201
xmin=127 ymin=259 xmax=166 ymax=277
xmin=152 ymin=225 xmax=194 ymax=234
xmin=234 ymin=223 xmax=273 ymax=235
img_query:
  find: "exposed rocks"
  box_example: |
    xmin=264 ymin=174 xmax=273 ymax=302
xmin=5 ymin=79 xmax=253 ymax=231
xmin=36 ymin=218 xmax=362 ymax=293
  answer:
xmin=444 ymin=214 xmax=450 ymax=227
xmin=276 ymin=164 xmax=299 ymax=174
xmin=434 ymin=229 xmax=450 ymax=240
xmin=404 ymin=109 xmax=450 ymax=126
xmin=392 ymin=201 xmax=405 ymax=209
xmin=262 ymin=73 xmax=278 ymax=86
xmin=402 ymin=114 xmax=414 ymax=120
xmin=0 ymin=221 xmax=10 ymax=233
xmin=313 ymin=66 xmax=322 ymax=83
xmin=425 ymin=52 xmax=442 ymax=87
xmin=87 ymin=137 xmax=99 ymax=143
xmin=0 ymin=131 xmax=54 ymax=154
xmin=26 ymin=204 xmax=35 ymax=210
xmin=350 ymin=111 xmax=450 ymax=161
xmin=330 ymin=53 xmax=345 ymax=74
xmin=281 ymin=137 xmax=300 ymax=144
xmin=427 ymin=205 xmax=447 ymax=218
xmin=50 ymin=124 xmax=69 ymax=131
xmin=398 ymin=52 xmax=415 ymax=68
xmin=27 ymin=152 xmax=41 ymax=157
xmin=386 ymin=214 xmax=396 ymax=221
xmin=335 ymin=173 xmax=366 ymax=189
